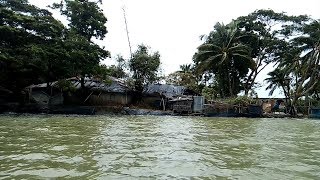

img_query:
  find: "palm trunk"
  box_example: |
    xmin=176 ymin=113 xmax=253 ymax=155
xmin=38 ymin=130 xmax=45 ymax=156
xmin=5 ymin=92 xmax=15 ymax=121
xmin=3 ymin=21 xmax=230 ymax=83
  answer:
xmin=227 ymin=72 xmax=233 ymax=97
xmin=290 ymin=97 xmax=298 ymax=116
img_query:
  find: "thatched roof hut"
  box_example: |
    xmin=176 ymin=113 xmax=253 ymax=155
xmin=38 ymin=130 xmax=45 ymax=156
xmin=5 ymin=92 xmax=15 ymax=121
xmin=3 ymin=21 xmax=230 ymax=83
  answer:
xmin=27 ymin=77 xmax=131 ymax=93
xmin=26 ymin=77 xmax=133 ymax=106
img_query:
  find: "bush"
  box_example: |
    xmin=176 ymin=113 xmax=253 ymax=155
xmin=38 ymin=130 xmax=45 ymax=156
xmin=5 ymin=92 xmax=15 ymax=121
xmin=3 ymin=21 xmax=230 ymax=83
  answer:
xmin=227 ymin=96 xmax=257 ymax=106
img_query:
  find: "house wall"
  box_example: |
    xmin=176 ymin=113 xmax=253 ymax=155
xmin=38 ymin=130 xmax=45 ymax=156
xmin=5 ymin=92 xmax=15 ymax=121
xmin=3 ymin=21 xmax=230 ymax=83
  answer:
xmin=31 ymin=91 xmax=64 ymax=106
xmin=32 ymin=91 xmax=50 ymax=105
xmin=64 ymin=94 xmax=82 ymax=105
xmin=143 ymin=96 xmax=163 ymax=109
xmin=193 ymin=96 xmax=204 ymax=112
xmin=172 ymin=100 xmax=193 ymax=113
xmin=49 ymin=94 xmax=64 ymax=106
xmin=87 ymin=92 xmax=132 ymax=106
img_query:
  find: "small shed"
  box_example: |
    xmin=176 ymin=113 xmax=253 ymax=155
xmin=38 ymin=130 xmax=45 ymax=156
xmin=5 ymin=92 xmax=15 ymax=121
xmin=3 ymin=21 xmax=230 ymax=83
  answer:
xmin=193 ymin=96 xmax=204 ymax=113
xmin=143 ymin=84 xmax=188 ymax=99
xmin=26 ymin=83 xmax=64 ymax=106
xmin=170 ymin=98 xmax=193 ymax=114
xmin=83 ymin=77 xmax=133 ymax=106
xmin=143 ymin=84 xmax=198 ymax=110
xmin=309 ymin=108 xmax=320 ymax=119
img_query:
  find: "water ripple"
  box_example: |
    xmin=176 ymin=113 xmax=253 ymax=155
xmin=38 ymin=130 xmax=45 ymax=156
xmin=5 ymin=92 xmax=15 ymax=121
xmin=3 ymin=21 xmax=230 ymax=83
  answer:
xmin=0 ymin=115 xmax=320 ymax=179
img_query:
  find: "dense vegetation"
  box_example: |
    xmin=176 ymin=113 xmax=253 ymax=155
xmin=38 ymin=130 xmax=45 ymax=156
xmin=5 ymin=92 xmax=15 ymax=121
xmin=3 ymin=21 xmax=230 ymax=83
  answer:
xmin=0 ymin=0 xmax=109 ymax=95
xmin=129 ymin=44 xmax=161 ymax=97
xmin=168 ymin=10 xmax=319 ymax=115
xmin=0 ymin=1 xmax=319 ymax=115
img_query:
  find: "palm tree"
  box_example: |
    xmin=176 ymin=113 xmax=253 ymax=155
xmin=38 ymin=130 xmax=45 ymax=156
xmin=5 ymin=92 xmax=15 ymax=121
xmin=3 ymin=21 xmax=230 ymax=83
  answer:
xmin=268 ymin=20 xmax=320 ymax=115
xmin=194 ymin=22 xmax=254 ymax=97
xmin=265 ymin=68 xmax=290 ymax=98
xmin=179 ymin=64 xmax=192 ymax=73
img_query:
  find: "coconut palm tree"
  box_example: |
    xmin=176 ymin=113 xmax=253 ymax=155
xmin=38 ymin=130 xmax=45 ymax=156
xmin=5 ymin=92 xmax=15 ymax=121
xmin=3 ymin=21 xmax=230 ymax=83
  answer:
xmin=265 ymin=68 xmax=290 ymax=98
xmin=194 ymin=22 xmax=254 ymax=97
xmin=267 ymin=20 xmax=320 ymax=115
xmin=179 ymin=64 xmax=193 ymax=73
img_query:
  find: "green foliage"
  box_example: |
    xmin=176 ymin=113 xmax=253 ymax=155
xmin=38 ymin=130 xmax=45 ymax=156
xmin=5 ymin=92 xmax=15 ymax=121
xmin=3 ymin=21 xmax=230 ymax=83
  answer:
xmin=193 ymin=22 xmax=254 ymax=97
xmin=227 ymin=96 xmax=257 ymax=106
xmin=166 ymin=63 xmax=203 ymax=93
xmin=234 ymin=10 xmax=299 ymax=95
xmin=63 ymin=31 xmax=109 ymax=77
xmin=0 ymin=0 xmax=66 ymax=92
xmin=179 ymin=64 xmax=193 ymax=73
xmin=0 ymin=0 xmax=109 ymax=99
xmin=129 ymin=44 xmax=161 ymax=92
xmin=92 ymin=64 xmax=123 ymax=84
xmin=265 ymin=20 xmax=320 ymax=115
xmin=108 ymin=55 xmax=128 ymax=78
xmin=265 ymin=68 xmax=290 ymax=97
xmin=201 ymin=86 xmax=217 ymax=100
xmin=52 ymin=0 xmax=107 ymax=41
xmin=191 ymin=9 xmax=312 ymax=99
xmin=52 ymin=0 xmax=109 ymax=88
xmin=54 ymin=79 xmax=76 ymax=92
xmin=166 ymin=71 xmax=199 ymax=92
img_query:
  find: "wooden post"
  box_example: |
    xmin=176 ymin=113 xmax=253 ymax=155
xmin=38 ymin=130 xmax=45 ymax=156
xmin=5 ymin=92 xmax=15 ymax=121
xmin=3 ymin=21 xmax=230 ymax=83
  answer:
xmin=125 ymin=92 xmax=128 ymax=105
xmin=308 ymin=99 xmax=311 ymax=116
xmin=84 ymin=91 xmax=94 ymax=103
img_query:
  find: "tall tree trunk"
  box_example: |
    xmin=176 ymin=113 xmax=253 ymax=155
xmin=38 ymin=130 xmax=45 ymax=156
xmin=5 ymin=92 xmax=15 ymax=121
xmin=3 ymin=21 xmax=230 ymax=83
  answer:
xmin=290 ymin=97 xmax=298 ymax=116
xmin=227 ymin=72 xmax=233 ymax=97
xmin=81 ymin=75 xmax=85 ymax=89
xmin=244 ymin=89 xmax=249 ymax=96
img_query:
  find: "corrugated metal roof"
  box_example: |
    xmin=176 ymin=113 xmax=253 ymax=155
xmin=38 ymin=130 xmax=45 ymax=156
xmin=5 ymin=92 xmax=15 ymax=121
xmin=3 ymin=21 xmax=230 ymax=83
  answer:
xmin=0 ymin=86 xmax=13 ymax=94
xmin=143 ymin=84 xmax=187 ymax=98
xmin=26 ymin=77 xmax=131 ymax=93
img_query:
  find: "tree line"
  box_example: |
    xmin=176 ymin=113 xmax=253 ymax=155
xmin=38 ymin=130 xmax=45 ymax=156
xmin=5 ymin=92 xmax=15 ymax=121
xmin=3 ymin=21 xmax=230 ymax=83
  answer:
xmin=1 ymin=0 xmax=108 ymax=94
xmin=1 ymin=1 xmax=319 ymax=115
xmin=0 ymin=0 xmax=161 ymax=102
xmin=167 ymin=10 xmax=319 ymax=115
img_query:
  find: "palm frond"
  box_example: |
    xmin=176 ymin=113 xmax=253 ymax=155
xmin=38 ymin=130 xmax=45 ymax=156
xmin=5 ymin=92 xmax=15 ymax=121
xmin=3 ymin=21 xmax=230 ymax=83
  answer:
xmin=232 ymin=53 xmax=252 ymax=61
xmin=198 ymin=44 xmax=221 ymax=51
xmin=205 ymin=54 xmax=223 ymax=67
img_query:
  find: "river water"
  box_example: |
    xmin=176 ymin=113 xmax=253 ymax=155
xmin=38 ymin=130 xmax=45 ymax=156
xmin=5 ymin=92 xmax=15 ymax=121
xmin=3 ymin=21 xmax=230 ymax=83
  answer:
xmin=0 ymin=115 xmax=320 ymax=179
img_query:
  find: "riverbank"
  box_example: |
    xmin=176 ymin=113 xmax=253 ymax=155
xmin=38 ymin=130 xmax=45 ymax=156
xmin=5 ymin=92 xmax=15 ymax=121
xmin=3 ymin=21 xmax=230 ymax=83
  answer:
xmin=0 ymin=104 xmax=305 ymax=118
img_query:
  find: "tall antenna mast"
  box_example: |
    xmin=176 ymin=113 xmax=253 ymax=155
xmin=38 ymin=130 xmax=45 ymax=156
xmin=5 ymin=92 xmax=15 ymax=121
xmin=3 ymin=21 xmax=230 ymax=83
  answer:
xmin=122 ymin=6 xmax=133 ymax=58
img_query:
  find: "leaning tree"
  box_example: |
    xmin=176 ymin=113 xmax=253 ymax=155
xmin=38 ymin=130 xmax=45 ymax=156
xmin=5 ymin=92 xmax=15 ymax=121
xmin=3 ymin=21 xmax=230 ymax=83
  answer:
xmin=193 ymin=22 xmax=254 ymax=97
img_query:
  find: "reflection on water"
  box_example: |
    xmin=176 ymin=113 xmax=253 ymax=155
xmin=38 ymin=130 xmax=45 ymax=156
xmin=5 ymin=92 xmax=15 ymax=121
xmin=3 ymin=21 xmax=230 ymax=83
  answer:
xmin=0 ymin=115 xmax=320 ymax=179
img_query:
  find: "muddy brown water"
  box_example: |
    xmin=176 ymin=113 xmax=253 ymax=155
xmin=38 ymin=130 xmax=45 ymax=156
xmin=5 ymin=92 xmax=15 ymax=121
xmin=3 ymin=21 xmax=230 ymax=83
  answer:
xmin=0 ymin=115 xmax=320 ymax=179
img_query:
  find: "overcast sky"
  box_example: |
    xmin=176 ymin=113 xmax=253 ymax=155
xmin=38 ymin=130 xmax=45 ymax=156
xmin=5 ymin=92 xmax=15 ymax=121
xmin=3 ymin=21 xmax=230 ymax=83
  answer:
xmin=29 ymin=0 xmax=320 ymax=97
